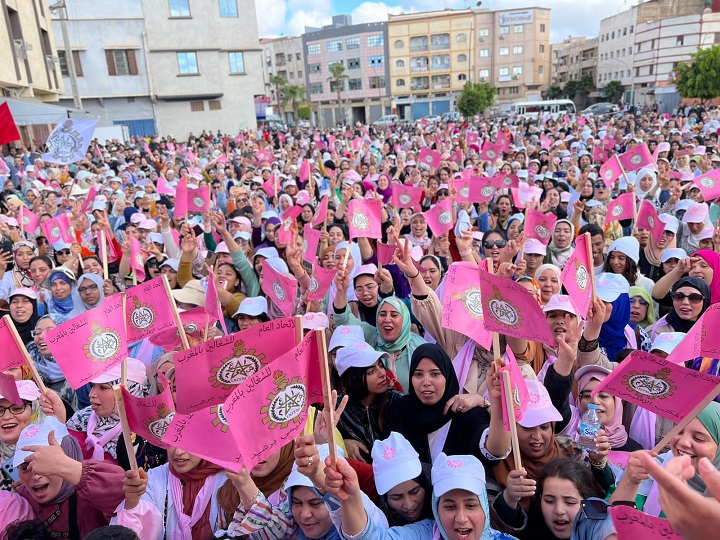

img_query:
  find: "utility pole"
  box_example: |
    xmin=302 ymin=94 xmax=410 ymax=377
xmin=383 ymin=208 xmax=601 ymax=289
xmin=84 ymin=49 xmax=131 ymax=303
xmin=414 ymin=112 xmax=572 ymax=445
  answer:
xmin=50 ymin=1 xmax=82 ymax=111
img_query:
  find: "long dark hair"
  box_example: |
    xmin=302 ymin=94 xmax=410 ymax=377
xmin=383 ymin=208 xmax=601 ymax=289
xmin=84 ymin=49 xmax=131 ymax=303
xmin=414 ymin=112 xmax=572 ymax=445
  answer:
xmin=603 ymin=252 xmax=639 ymax=286
xmin=536 ymin=458 xmax=601 ymax=501
xmin=341 ymin=361 xmax=391 ymax=430
xmin=381 ymin=465 xmax=434 ymax=526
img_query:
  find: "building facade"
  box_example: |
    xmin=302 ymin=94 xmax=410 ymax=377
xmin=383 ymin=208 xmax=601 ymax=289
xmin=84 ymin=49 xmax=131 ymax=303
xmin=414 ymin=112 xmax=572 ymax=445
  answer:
xmin=260 ymin=36 xmax=304 ymax=122
xmin=303 ymin=16 xmax=390 ymax=127
xmin=0 ymin=0 xmax=63 ymax=103
xmin=551 ymin=37 xmax=598 ymax=86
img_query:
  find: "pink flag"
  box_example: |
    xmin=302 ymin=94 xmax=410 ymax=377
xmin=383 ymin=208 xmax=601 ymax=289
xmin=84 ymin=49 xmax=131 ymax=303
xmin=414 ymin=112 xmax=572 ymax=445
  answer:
xmin=125 ymin=277 xmax=176 ymax=344
xmin=149 ymin=306 xmax=216 ymax=351
xmin=599 ymin=154 xmax=623 ymax=189
xmin=420 ymin=118 xmax=428 ymax=128
xmin=391 ymin=184 xmax=424 ymax=208
xmin=377 ymin=242 xmax=397 ymax=266
xmin=451 ymin=149 xmax=463 ymax=163
xmin=143 ymin=142 xmax=151 ymax=155
xmin=351 ymin=137 xmax=363 ymax=151
xmin=216 ymin=154 xmax=229 ymax=164
xmin=308 ymin=264 xmax=337 ymax=302
xmin=122 ymin=373 xmax=176 ymax=449
xmin=0 ymin=316 xmax=27 ymax=372
xmin=592 ymin=146 xmax=609 ymax=164
xmin=44 ymin=294 xmax=128 ymax=388
xmin=261 ymin=258 xmax=298 ymax=317
xmin=441 ymin=262 xmax=492 ymax=348
xmin=347 ymin=199 xmax=382 ymax=239
xmin=480 ymin=140 xmax=502 ymax=162
xmin=223 ymin=330 xmax=323 ymax=470
xmin=188 ymin=185 xmax=210 ymax=213
xmin=609 ymin=506 xmax=681 ymax=540
xmin=174 ymin=176 xmax=188 ymax=217
xmin=560 ymin=234 xmax=593 ymax=317
xmin=302 ymin=224 xmax=321 ymax=264
xmin=693 ymin=169 xmax=720 ymax=201
xmin=619 ymin=142 xmax=655 ymax=172
xmin=591 ymin=351 xmax=720 ymax=424
xmin=636 ymin=200 xmax=664 ymax=244
xmin=452 ymin=177 xmax=473 ymax=204
xmin=156 ymin=177 xmax=175 ymax=195
xmin=477 ymin=177 xmax=501 ymax=203
xmin=205 ymin=265 xmax=229 ymax=336
xmin=516 ymin=182 xmax=543 ymax=206
xmin=424 ymin=198 xmax=454 ymax=237
xmin=496 ymin=131 xmax=511 ymax=152
xmin=130 ymin=238 xmax=146 ymax=281
xmin=19 ymin=206 xmax=39 ymax=233
xmin=698 ymin=303 xmax=720 ymax=358
xmin=524 ymin=208 xmax=557 ymax=246
xmin=500 ymin=348 xmax=529 ymax=430
xmin=173 ymin=318 xmax=299 ymax=413
xmin=479 ymin=269 xmax=555 ymax=346
xmin=606 ymin=192 xmax=635 ymax=223
xmin=262 ymin=174 xmax=280 ymax=198
xmin=96 ymin=230 xmax=118 ymax=264
xmin=539 ymin=135 xmax=551 ymax=150
xmin=310 ymin=196 xmax=328 ymax=227
xmin=498 ymin=173 xmax=519 ymax=189
xmin=80 ymin=185 xmax=98 ymax=213
xmin=328 ymin=135 xmax=336 ymax=148
xmin=466 ymin=132 xmax=479 ymax=146
xmin=278 ymin=206 xmax=302 ymax=245
xmin=167 ymin=142 xmax=176 ymax=153
xmin=602 ymin=135 xmax=615 ymax=149
xmin=418 ymin=147 xmax=441 ymax=168
xmin=256 ymin=148 xmax=272 ymax=163
xmin=299 ymin=160 xmax=311 ymax=182
xmin=40 ymin=213 xmax=74 ymax=245
xmin=0 ymin=372 xmax=22 ymax=405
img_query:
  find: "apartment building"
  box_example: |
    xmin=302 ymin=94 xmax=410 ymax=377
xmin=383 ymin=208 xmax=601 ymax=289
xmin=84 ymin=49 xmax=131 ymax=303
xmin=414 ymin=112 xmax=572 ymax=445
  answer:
xmin=303 ymin=16 xmax=390 ymax=127
xmin=260 ymin=36 xmax=304 ymax=121
xmin=551 ymin=37 xmax=598 ymax=86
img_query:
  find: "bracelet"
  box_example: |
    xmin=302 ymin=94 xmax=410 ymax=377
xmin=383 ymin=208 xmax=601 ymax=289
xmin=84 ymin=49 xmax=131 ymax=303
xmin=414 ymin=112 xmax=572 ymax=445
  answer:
xmin=589 ymin=457 xmax=607 ymax=469
xmin=240 ymin=488 xmax=260 ymax=507
xmin=405 ymin=270 xmax=420 ymax=280
xmin=459 ymin=249 xmax=472 ymax=257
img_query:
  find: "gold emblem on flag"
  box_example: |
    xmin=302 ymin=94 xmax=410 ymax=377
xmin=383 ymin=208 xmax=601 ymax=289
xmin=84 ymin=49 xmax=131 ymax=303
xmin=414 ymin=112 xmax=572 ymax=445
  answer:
xmin=144 ymin=404 xmax=175 ymax=439
xmin=622 ymin=368 xmax=676 ymax=399
xmin=453 ymin=287 xmax=484 ymax=319
xmin=484 ymin=285 xmax=522 ymax=329
xmin=209 ymin=341 xmax=265 ymax=389
xmin=260 ymin=370 xmax=306 ymax=429
xmin=83 ymin=321 xmax=121 ymax=362
xmin=574 ymin=260 xmax=589 ymax=291
xmin=129 ymin=296 xmax=156 ymax=330
xmin=211 ymin=404 xmax=229 ymax=432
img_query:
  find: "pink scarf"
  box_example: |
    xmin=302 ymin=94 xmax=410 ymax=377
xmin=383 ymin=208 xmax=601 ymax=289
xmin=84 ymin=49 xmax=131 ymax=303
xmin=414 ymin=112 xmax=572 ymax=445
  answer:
xmin=168 ymin=472 xmax=215 ymax=540
xmin=85 ymin=412 xmax=122 ymax=460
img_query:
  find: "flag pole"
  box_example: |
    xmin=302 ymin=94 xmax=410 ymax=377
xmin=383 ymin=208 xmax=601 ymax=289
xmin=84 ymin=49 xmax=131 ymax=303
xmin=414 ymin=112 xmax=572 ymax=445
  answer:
xmin=502 ymin=370 xmax=523 ymax=470
xmin=120 ymin=293 xmax=128 ymax=388
xmin=584 ymin=232 xmax=597 ymax=302
xmin=4 ymin=315 xmax=47 ymax=394
xmin=295 ymin=315 xmax=303 ymax=346
xmin=316 ymin=328 xmax=338 ymax=468
xmin=113 ymin=385 xmax=139 ymax=473
xmin=100 ymin=229 xmax=109 ymax=280
xmin=162 ymin=274 xmax=190 ymax=350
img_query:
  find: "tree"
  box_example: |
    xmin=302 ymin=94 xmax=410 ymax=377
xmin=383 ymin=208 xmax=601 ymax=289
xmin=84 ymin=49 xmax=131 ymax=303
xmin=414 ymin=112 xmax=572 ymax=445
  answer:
xmin=298 ymin=106 xmax=311 ymax=120
xmin=456 ymin=82 xmax=494 ymax=119
xmin=675 ymin=45 xmax=720 ymax=101
xmin=327 ymin=64 xmax=349 ymax=124
xmin=281 ymin=84 xmax=308 ymax=121
xmin=269 ymin=74 xmax=287 ymax=115
xmin=563 ymin=79 xmax=579 ymax=99
xmin=602 ymin=80 xmax=625 ymax=103
xmin=543 ymin=85 xmax=563 ymax=100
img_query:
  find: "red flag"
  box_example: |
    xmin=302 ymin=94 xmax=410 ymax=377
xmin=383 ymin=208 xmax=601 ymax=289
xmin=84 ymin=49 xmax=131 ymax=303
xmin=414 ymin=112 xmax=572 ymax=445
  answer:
xmin=122 ymin=373 xmax=175 ymax=449
xmin=441 ymin=262 xmax=492 ymax=348
xmin=693 ymin=169 xmax=720 ymax=201
xmin=619 ymin=143 xmax=655 ymax=172
xmin=636 ymin=200 xmax=664 ymax=244
xmin=124 ymin=276 xmax=176 ymax=344
xmin=0 ymin=103 xmax=20 ymax=145
xmin=347 ymin=198 xmax=382 ymax=239
xmin=560 ymin=234 xmax=593 ymax=317
xmin=606 ymin=192 xmax=635 ymax=222
xmin=523 ymin=208 xmax=557 ymax=246
xmin=391 ymin=184 xmax=424 ymax=208
xmin=308 ymin=263 xmax=337 ymax=302
xmin=261 ymin=259 xmax=298 ymax=317
xmin=423 ymin=197 xmax=454 ymax=237
xmin=599 ymin=154 xmax=624 ymax=189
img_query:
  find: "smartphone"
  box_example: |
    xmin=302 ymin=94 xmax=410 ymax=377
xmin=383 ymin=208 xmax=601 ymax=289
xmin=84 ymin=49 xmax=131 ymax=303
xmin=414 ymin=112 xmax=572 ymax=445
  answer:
xmin=2 ymin=458 xmax=19 ymax=482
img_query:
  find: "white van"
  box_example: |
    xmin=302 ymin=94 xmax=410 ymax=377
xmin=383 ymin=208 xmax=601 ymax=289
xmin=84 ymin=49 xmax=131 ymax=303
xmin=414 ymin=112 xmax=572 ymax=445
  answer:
xmin=509 ymin=99 xmax=576 ymax=120
xmin=373 ymin=114 xmax=399 ymax=127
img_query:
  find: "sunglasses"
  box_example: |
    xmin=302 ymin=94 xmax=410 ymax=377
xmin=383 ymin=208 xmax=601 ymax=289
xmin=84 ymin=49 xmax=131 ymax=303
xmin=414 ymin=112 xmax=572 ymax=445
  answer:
xmin=630 ymin=298 xmax=649 ymax=307
xmin=483 ymin=239 xmax=507 ymax=249
xmin=593 ymin=183 xmax=606 ymax=189
xmin=56 ymin=249 xmax=71 ymax=256
xmin=671 ymin=292 xmax=704 ymax=304
xmin=437 ymin=190 xmax=449 ymax=197
xmin=581 ymin=498 xmax=636 ymax=520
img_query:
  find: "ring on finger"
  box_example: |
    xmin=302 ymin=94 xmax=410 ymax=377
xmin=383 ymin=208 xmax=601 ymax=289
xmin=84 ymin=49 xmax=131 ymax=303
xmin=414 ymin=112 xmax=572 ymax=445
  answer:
xmin=307 ymin=456 xmax=314 ymax=466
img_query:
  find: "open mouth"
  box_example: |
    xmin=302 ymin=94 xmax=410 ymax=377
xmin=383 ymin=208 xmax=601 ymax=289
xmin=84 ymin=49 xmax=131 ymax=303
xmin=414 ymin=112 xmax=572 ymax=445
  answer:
xmin=528 ymin=442 xmax=544 ymax=452
xmin=454 ymin=528 xmax=473 ymax=539
xmin=552 ymin=519 xmax=570 ymax=531
xmin=675 ymin=448 xmax=696 ymax=459
xmin=31 ymin=482 xmax=50 ymax=496
xmin=1 ymin=421 xmax=19 ymax=432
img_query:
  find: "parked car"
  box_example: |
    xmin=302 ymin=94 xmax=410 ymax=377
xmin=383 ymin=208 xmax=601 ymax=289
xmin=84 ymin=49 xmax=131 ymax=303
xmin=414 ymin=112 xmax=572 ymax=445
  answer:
xmin=373 ymin=114 xmax=399 ymax=127
xmin=423 ymin=115 xmax=442 ymax=124
xmin=581 ymin=102 xmax=619 ymax=116
xmin=441 ymin=111 xmax=461 ymax=122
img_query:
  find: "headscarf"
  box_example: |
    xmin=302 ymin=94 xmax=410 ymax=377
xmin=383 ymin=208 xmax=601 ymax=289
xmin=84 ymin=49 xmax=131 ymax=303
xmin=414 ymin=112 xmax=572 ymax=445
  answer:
xmin=517 ymin=276 xmax=541 ymax=304
xmin=11 ymin=241 xmax=36 ymax=288
xmin=146 ymin=352 xmax=175 ymax=397
xmin=47 ymin=272 xmax=78 ymax=316
xmin=644 ymin=220 xmax=676 ymax=268
xmin=9 ymin=291 xmax=39 ymax=345
xmin=634 ymin=168 xmax=657 ymax=200
xmin=578 ymin=370 xmax=628 ymax=448
xmin=546 ymin=219 xmax=575 ymax=268
xmin=376 ymin=174 xmax=393 ymax=202
xmin=169 ymin=458 xmax=224 ymax=540
xmin=69 ymin=273 xmax=105 ymax=317
xmin=666 ymin=276 xmax=711 ymax=334
xmin=28 ymin=314 xmax=67 ymax=385
xmin=687 ymin=401 xmax=720 ymax=493
xmin=375 ymin=297 xmax=426 ymax=390
xmin=599 ymin=292 xmax=630 ymax=362
xmin=629 ymin=286 xmax=657 ymax=328
xmin=326 ymin=241 xmax=362 ymax=315
xmin=278 ymin=194 xmax=294 ymax=216
xmin=694 ymin=250 xmax=720 ymax=304
xmin=46 ymin=433 xmax=84 ymax=506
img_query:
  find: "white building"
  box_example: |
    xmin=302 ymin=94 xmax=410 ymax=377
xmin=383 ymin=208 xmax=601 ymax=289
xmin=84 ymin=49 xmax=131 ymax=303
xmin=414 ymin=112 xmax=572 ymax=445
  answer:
xmin=596 ymin=8 xmax=638 ymax=100
xmin=260 ymin=36 xmax=304 ymax=122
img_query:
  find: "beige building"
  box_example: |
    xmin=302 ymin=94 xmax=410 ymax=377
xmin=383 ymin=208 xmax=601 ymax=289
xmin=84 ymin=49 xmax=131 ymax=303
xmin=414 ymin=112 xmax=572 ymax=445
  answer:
xmin=551 ymin=37 xmax=598 ymax=86
xmin=260 ymin=36 xmax=305 ymax=121
xmin=0 ymin=0 xmax=63 ymax=103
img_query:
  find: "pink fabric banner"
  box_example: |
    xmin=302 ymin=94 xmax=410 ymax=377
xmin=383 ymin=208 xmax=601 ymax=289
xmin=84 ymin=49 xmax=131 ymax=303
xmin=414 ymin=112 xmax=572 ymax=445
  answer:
xmin=424 ymin=197 xmax=454 ymax=237
xmin=441 ymin=262 xmax=493 ymax=349
xmin=606 ymin=192 xmax=635 ymax=223
xmin=619 ymin=142 xmax=655 ymax=172
xmin=80 ymin=186 xmax=98 ymax=214
xmin=124 ymin=277 xmax=176 ymax=344
xmin=173 ymin=318 xmax=299 ymax=413
xmin=0 ymin=372 xmax=22 ymax=405
xmin=347 ymin=199 xmax=382 ymax=239
xmin=174 ymin=177 xmax=188 ymax=218
xmin=223 ymin=330 xmax=324 ymax=470
xmin=0 ymin=317 xmax=27 ymax=373
xmin=44 ymin=294 xmax=127 ymax=388
xmin=40 ymin=213 xmax=74 ymax=245
xmin=391 ymin=184 xmax=424 ymax=208
xmin=599 ymin=154 xmax=623 ymax=189
xmin=479 ymin=269 xmax=556 ymax=346
xmin=636 ymin=200 xmax=664 ymax=244
xmin=122 ymin=373 xmax=176 ymax=449
xmin=560 ymin=233 xmax=593 ymax=318
xmin=377 ymin=242 xmax=397 ymax=266
xmin=310 ymin=196 xmax=328 ymax=227
xmin=19 ymin=206 xmax=39 ymax=233
xmin=609 ymin=506 xmax=681 ymax=540
xmin=308 ymin=264 xmax=337 ymax=302
xmin=523 ymin=208 xmax=557 ymax=246
xmin=692 ymin=169 xmax=720 ymax=201
xmin=278 ymin=206 xmax=302 ymax=245
xmin=480 ymin=140 xmax=502 ymax=162
xmin=302 ymin=224 xmax=322 ymax=264
xmin=205 ymin=265 xmax=229 ymax=336
xmin=188 ymin=185 xmax=210 ymax=213
xmin=261 ymin=258 xmax=298 ymax=317
xmin=418 ymin=147 xmax=441 ymax=168
xmin=130 ymin=238 xmax=146 ymax=282
xmin=591 ymin=350 xmax=720 ymax=423
xmin=500 ymin=348 xmax=529 ymax=430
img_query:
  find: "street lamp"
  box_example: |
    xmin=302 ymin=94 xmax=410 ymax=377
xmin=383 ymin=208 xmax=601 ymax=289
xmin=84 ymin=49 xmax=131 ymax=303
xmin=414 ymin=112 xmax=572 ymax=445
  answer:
xmin=602 ymin=57 xmax=635 ymax=105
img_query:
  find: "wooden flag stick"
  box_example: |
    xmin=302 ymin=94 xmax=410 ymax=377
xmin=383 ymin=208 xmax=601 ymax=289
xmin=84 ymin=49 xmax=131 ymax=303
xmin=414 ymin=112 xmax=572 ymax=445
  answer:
xmin=316 ymin=328 xmax=337 ymax=468
xmin=120 ymin=293 xmax=129 ymax=387
xmin=492 ymin=333 xmax=501 ymax=362
xmin=295 ymin=315 xmax=304 ymax=346
xmin=502 ymin=370 xmax=523 ymax=470
xmin=100 ymin=229 xmax=109 ymax=280
xmin=4 ymin=314 xmax=47 ymax=394
xmin=162 ymin=274 xmax=190 ymax=350
xmin=584 ymin=232 xmax=597 ymax=302
xmin=653 ymin=382 xmax=720 ymax=453
xmin=204 ymin=313 xmax=210 ymax=342
xmin=113 ymin=385 xmax=139 ymax=473
xmin=341 ymin=242 xmax=352 ymax=271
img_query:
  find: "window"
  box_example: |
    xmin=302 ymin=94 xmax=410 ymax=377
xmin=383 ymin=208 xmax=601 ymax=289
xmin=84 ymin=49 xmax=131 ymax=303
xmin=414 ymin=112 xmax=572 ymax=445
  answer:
xmin=513 ymin=46 xmax=523 ymax=54
xmin=395 ymin=59 xmax=405 ymax=68
xmin=651 ymin=39 xmax=655 ymax=49
xmin=677 ymin=36 xmax=684 ymax=46
xmin=328 ymin=60 xmax=344 ymax=69
xmin=512 ymin=66 xmax=522 ymax=76
xmin=367 ymin=34 xmax=383 ymax=47
xmin=105 ymin=49 xmax=138 ymax=76
xmin=540 ymin=23 xmax=546 ymax=32
xmin=540 ymin=44 xmax=545 ymax=53
xmin=539 ymin=65 xmax=544 ymax=74
xmin=307 ymin=43 xmax=320 ymax=55
xmin=347 ymin=58 xmax=360 ymax=70
xmin=327 ymin=40 xmax=342 ymax=52
xmin=348 ymin=78 xmax=362 ymax=90
xmin=58 ymin=50 xmax=83 ymax=77
xmin=209 ymin=100 xmax=222 ymax=110
xmin=611 ymin=31 xmax=615 ymax=39
xmin=623 ymin=27 xmax=627 ymax=36
xmin=297 ymin=70 xmax=302 ymax=77
xmin=499 ymin=47 xmax=509 ymax=55
xmin=458 ymin=73 xmax=467 ymax=82
xmin=309 ymin=63 xmax=321 ymax=74
xmin=410 ymin=36 xmax=428 ymax=52
xmin=329 ymin=80 xmax=344 ymax=92
xmin=177 ymin=52 xmax=198 ymax=75
xmin=218 ymin=0 xmax=237 ymax=17
xmin=309 ymin=82 xmax=323 ymax=94
xmin=431 ymin=74 xmax=450 ymax=88
xmin=431 ymin=54 xmax=449 ymax=70
xmin=456 ymin=33 xmax=467 ymax=42
xmin=499 ymin=26 xmax=509 ymax=34
xmin=369 ymin=76 xmax=385 ymax=89
xmin=289 ymin=72 xmax=294 ymax=79
xmin=457 ymin=54 xmax=467 ymax=62
xmin=509 ymin=86 xmax=519 ymax=94
xmin=430 ymin=33 xmax=449 ymax=50
xmin=513 ymin=25 xmax=523 ymax=33
xmin=369 ymin=55 xmax=384 ymax=67
xmin=169 ymin=0 xmax=190 ymax=17
xmin=411 ymin=57 xmax=428 ymax=72
xmin=499 ymin=67 xmax=509 ymax=76
xmin=479 ymin=48 xmax=489 ymax=57
xmin=394 ymin=39 xmax=404 ymax=48
xmin=190 ymin=101 xmax=204 ymax=112
xmin=396 ymin=78 xmax=405 ymax=86
xmin=296 ymin=53 xmax=301 ymax=60
xmin=411 ymin=76 xmax=429 ymax=90
xmin=628 ymin=47 xmax=632 ymax=55
xmin=346 ymin=37 xmax=359 ymax=49
xmin=228 ymin=52 xmax=244 ymax=73
xmin=478 ymin=28 xmax=489 ymax=37
xmin=478 ymin=68 xmax=489 ymax=78
xmin=630 ymin=25 xmax=634 ymax=33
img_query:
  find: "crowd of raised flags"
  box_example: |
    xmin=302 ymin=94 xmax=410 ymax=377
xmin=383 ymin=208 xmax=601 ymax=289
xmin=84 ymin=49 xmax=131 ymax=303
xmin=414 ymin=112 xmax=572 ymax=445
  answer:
xmin=3 ymin=103 xmax=720 ymax=539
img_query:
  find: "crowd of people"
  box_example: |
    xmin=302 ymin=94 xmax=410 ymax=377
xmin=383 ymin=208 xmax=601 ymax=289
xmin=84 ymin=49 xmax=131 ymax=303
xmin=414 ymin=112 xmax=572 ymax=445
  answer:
xmin=1 ymin=102 xmax=720 ymax=540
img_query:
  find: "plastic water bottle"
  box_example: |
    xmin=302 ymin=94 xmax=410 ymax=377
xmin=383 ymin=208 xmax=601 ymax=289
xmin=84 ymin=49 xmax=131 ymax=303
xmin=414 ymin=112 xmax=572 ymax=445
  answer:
xmin=579 ymin=404 xmax=601 ymax=452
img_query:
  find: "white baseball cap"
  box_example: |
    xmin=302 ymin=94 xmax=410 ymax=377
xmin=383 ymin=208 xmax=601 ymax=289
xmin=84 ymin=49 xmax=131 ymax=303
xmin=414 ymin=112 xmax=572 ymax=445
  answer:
xmin=650 ymin=332 xmax=686 ymax=356
xmin=233 ymin=296 xmax=268 ymax=317
xmin=335 ymin=342 xmax=388 ymax=376
xmin=523 ymin=238 xmax=547 ymax=256
xmin=595 ymin=272 xmax=630 ymax=303
xmin=328 ymin=325 xmax=365 ymax=352
xmin=302 ymin=312 xmax=329 ymax=330
xmin=517 ymin=380 xmax=563 ymax=428
xmin=431 ymin=452 xmax=487 ymax=498
xmin=372 ymin=432 xmax=422 ymax=495
xmin=91 ymin=357 xmax=146 ymax=385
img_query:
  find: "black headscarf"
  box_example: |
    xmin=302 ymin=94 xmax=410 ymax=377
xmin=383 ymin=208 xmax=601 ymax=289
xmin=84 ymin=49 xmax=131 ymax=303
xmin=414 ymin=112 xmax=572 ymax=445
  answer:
xmin=666 ymin=276 xmax=711 ymax=334
xmin=10 ymin=294 xmax=40 ymax=346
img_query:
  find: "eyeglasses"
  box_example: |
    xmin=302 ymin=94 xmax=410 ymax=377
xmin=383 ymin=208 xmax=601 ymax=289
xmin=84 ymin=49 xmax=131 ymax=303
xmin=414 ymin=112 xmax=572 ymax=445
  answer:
xmin=483 ymin=239 xmax=507 ymax=249
xmin=238 ymin=198 xmax=248 ymax=203
xmin=147 ymin=260 xmax=158 ymax=269
xmin=437 ymin=190 xmax=449 ymax=197
xmin=580 ymin=498 xmax=636 ymax=520
xmin=30 ymin=327 xmax=51 ymax=338
xmin=671 ymin=292 xmax=704 ymax=304
xmin=354 ymin=283 xmax=378 ymax=294
xmin=593 ymin=183 xmax=606 ymax=189
xmin=57 ymin=249 xmax=71 ymax=256
xmin=663 ymin=230 xmax=675 ymax=236
xmin=630 ymin=298 xmax=649 ymax=307
xmin=0 ymin=403 xmax=27 ymax=417
xmin=78 ymin=283 xmax=99 ymax=294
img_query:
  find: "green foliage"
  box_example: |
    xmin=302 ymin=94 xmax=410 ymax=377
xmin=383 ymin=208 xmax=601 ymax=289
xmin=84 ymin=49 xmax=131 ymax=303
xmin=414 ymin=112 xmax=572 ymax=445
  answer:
xmin=281 ymin=84 xmax=307 ymax=119
xmin=544 ymin=85 xmax=563 ymax=100
xmin=456 ymin=82 xmax=494 ymax=118
xmin=602 ymin=80 xmax=625 ymax=103
xmin=675 ymin=46 xmax=720 ymax=100
xmin=298 ymin=106 xmax=311 ymax=120
xmin=327 ymin=64 xmax=349 ymax=100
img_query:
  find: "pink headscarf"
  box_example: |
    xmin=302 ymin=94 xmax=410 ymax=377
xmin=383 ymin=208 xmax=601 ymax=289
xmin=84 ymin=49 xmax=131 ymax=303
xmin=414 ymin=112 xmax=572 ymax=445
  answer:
xmin=578 ymin=370 xmax=629 ymax=449
xmin=694 ymin=250 xmax=720 ymax=304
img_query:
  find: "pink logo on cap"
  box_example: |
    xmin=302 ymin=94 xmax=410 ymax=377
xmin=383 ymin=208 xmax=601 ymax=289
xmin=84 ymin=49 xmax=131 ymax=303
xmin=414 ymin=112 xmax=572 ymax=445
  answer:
xmin=382 ymin=446 xmax=396 ymax=461
xmin=446 ymin=459 xmax=464 ymax=468
xmin=24 ymin=426 xmax=40 ymax=438
xmin=305 ymin=314 xmax=315 ymax=320
xmin=528 ymin=392 xmax=542 ymax=405
xmin=356 ymin=343 xmax=369 ymax=349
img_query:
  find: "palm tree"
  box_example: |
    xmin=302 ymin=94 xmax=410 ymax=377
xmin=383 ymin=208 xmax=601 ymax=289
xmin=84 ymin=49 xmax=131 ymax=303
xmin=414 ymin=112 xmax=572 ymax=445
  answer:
xmin=327 ymin=64 xmax=348 ymax=125
xmin=269 ymin=74 xmax=287 ymax=115
xmin=602 ymin=80 xmax=625 ymax=104
xmin=282 ymin=85 xmax=308 ymax=122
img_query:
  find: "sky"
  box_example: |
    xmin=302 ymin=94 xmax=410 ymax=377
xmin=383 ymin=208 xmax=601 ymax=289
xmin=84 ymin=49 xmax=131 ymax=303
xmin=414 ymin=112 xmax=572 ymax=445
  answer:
xmin=255 ymin=0 xmax=637 ymax=44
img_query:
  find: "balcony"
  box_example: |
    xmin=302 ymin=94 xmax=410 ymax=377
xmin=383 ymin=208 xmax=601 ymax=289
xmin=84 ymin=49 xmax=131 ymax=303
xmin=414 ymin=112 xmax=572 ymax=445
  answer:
xmin=410 ymin=44 xmax=428 ymax=53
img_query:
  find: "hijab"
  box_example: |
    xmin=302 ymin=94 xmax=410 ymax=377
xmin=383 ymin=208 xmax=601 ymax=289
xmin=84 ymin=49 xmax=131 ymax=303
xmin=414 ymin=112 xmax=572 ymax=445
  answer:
xmin=375 ymin=297 xmax=426 ymax=390
xmin=599 ymin=292 xmax=630 ymax=362
xmin=634 ymin=168 xmax=657 ymax=200
xmin=629 ymin=286 xmax=657 ymax=328
xmin=546 ymin=219 xmax=574 ymax=268
xmin=0 ymin=393 xmax=45 ymax=464
xmin=694 ymin=250 xmax=720 ymax=304
xmin=376 ymin=174 xmax=393 ymax=203
xmin=9 ymin=292 xmax=39 ymax=345
xmin=644 ymin=222 xmax=676 ymax=268
xmin=69 ymin=273 xmax=106 ymax=317
xmin=47 ymin=272 xmax=77 ymax=316
xmin=169 ymin=458 xmax=224 ymax=540
xmin=578 ymin=371 xmax=628 ymax=448
xmin=666 ymin=276 xmax=711 ymax=334
xmin=688 ymin=401 xmax=720 ymax=493
xmin=326 ymin=241 xmax=362 ymax=315
xmin=11 ymin=241 xmax=36 ymax=288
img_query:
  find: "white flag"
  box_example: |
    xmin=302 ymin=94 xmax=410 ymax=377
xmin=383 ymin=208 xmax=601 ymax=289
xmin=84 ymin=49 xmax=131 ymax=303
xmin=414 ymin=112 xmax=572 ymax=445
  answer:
xmin=42 ymin=118 xmax=98 ymax=165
